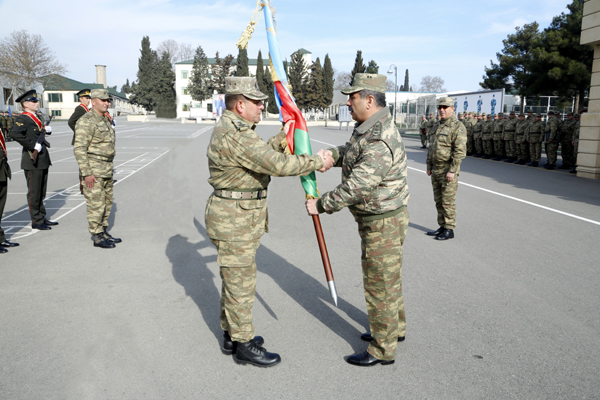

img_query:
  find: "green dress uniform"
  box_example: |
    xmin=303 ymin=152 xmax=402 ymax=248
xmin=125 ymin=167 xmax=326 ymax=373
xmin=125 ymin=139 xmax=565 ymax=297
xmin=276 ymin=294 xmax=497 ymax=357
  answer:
xmin=10 ymin=111 xmax=52 ymax=225
xmin=205 ymin=109 xmax=323 ymax=344
xmin=68 ymin=103 xmax=90 ymax=145
xmin=0 ymin=132 xmax=11 ymax=244
xmin=73 ymin=109 xmax=116 ymax=235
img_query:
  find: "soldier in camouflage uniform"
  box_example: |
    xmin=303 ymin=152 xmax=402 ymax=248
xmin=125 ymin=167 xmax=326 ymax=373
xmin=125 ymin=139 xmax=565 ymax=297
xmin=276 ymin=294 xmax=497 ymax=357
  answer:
xmin=0 ymin=112 xmax=6 ymax=140
xmin=206 ymin=77 xmax=331 ymax=368
xmin=503 ymin=111 xmax=518 ymax=162
xmin=74 ymin=89 xmax=121 ymax=249
xmin=6 ymin=111 xmax=15 ymax=141
xmin=419 ymin=115 xmax=428 ymax=148
xmin=514 ymin=113 xmax=528 ymax=164
xmin=426 ymin=113 xmax=436 ymax=145
xmin=426 ymin=97 xmax=466 ymax=241
xmin=482 ymin=114 xmax=494 ymax=159
xmin=465 ymin=112 xmax=475 ymax=156
xmin=544 ymin=111 xmax=560 ymax=170
xmin=525 ymin=113 xmax=545 ymax=167
xmin=306 ymin=73 xmax=410 ymax=367
xmin=492 ymin=112 xmax=505 ymax=161
xmin=0 ymin=111 xmax=18 ymax=253
xmin=559 ymin=112 xmax=577 ymax=169
xmin=570 ymin=112 xmax=583 ymax=173
xmin=472 ymin=113 xmax=484 ymax=157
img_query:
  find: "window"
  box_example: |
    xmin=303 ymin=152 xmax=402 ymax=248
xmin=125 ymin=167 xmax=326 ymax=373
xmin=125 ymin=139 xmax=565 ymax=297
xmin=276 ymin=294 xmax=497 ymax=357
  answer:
xmin=182 ymin=70 xmax=189 ymax=79
xmin=3 ymin=88 xmax=13 ymax=105
xmin=182 ymin=87 xmax=189 ymax=95
xmin=48 ymin=93 xmax=62 ymax=102
xmin=74 ymin=94 xmax=79 ymax=102
xmin=207 ymin=103 xmax=213 ymax=112
xmin=182 ymin=103 xmax=190 ymax=111
xmin=51 ymin=110 xmax=61 ymax=117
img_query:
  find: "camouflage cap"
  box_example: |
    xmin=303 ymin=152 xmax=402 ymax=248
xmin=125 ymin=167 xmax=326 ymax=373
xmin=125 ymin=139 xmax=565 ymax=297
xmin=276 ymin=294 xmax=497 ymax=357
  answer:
xmin=91 ymin=89 xmax=111 ymax=100
xmin=476 ymin=113 xmax=481 ymax=117
xmin=341 ymin=73 xmax=386 ymax=95
xmin=509 ymin=110 xmax=515 ymax=115
xmin=567 ymin=112 xmax=573 ymax=116
xmin=225 ymin=77 xmax=268 ymax=100
xmin=519 ymin=113 xmax=525 ymax=117
xmin=458 ymin=112 xmax=463 ymax=116
xmin=437 ymin=97 xmax=454 ymax=107
xmin=487 ymin=114 xmax=492 ymax=118
xmin=574 ymin=113 xmax=580 ymax=118
xmin=481 ymin=112 xmax=487 ymax=117
xmin=535 ymin=113 xmax=542 ymax=117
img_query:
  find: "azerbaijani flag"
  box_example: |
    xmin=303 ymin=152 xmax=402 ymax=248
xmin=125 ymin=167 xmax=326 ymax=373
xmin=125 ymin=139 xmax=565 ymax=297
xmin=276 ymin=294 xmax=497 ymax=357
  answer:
xmin=263 ymin=4 xmax=318 ymax=199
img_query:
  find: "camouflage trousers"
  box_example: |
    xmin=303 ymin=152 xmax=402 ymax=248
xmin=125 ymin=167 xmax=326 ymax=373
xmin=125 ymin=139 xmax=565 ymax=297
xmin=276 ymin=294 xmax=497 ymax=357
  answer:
xmin=529 ymin=143 xmax=542 ymax=162
xmin=515 ymin=136 xmax=527 ymax=160
xmin=431 ymin=173 xmax=459 ymax=229
xmin=546 ymin=142 xmax=559 ymax=165
xmin=493 ymin=139 xmax=505 ymax=157
xmin=574 ymin=140 xmax=579 ymax=164
xmin=474 ymin=138 xmax=483 ymax=155
xmin=358 ymin=208 xmax=409 ymax=361
xmin=483 ymin=138 xmax=494 ymax=156
xmin=560 ymin=140 xmax=575 ymax=167
xmin=504 ymin=139 xmax=516 ymax=157
xmin=466 ymin=136 xmax=473 ymax=154
xmin=420 ymin=133 xmax=427 ymax=147
xmin=212 ymin=239 xmax=260 ymax=343
xmin=82 ymin=176 xmax=113 ymax=234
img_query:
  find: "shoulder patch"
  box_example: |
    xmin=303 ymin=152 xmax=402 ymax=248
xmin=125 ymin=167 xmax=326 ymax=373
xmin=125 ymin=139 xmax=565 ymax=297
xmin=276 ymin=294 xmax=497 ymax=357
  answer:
xmin=232 ymin=120 xmax=250 ymax=131
xmin=16 ymin=122 xmax=23 ymax=126
xmin=370 ymin=121 xmax=383 ymax=139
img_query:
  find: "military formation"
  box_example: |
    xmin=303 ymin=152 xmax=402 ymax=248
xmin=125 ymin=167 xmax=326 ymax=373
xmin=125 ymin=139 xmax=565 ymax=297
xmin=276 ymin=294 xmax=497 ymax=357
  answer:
xmin=420 ymin=109 xmax=583 ymax=173
xmin=0 ymin=88 xmax=119 ymax=254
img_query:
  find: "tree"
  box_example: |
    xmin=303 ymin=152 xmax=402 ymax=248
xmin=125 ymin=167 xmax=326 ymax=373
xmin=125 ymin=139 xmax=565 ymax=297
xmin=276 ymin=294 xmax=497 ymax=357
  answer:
xmin=403 ymin=69 xmax=409 ymax=93
xmin=131 ymin=36 xmax=158 ymax=111
xmin=366 ymin=60 xmax=379 ymax=74
xmin=154 ymin=52 xmax=177 ymax=118
xmin=386 ymin=79 xmax=398 ymax=91
xmin=0 ymin=30 xmax=67 ymax=95
xmin=256 ymin=50 xmax=266 ymax=93
xmin=179 ymin=43 xmax=194 ymax=62
xmin=333 ymin=71 xmax=352 ymax=90
xmin=350 ymin=50 xmax=366 ymax=84
xmin=187 ymin=45 xmax=211 ymax=106
xmin=210 ymin=52 xmax=234 ymax=94
xmin=264 ymin=65 xmax=278 ymax=114
xmin=306 ymin=58 xmax=326 ymax=111
xmin=157 ymin=39 xmax=179 ymax=66
xmin=419 ymin=76 xmax=446 ymax=92
xmin=121 ymin=78 xmax=132 ymax=94
xmin=322 ymin=54 xmax=334 ymax=107
xmin=235 ymin=48 xmax=249 ymax=77
xmin=288 ymin=50 xmax=308 ymax=109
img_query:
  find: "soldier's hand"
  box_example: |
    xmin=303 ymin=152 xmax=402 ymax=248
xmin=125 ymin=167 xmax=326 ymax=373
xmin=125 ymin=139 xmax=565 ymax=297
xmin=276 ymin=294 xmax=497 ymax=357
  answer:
xmin=305 ymin=199 xmax=319 ymax=215
xmin=446 ymin=172 xmax=455 ymax=182
xmin=44 ymin=125 xmax=52 ymax=134
xmin=283 ymin=120 xmax=292 ymax=135
xmin=84 ymin=175 xmax=97 ymax=189
xmin=317 ymin=149 xmax=334 ymax=172
xmin=427 ymin=170 xmax=432 ymax=176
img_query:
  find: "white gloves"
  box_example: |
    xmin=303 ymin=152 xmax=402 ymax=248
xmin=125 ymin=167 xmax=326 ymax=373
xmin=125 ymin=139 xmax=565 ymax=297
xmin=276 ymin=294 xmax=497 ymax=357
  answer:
xmin=34 ymin=143 xmax=42 ymax=152
xmin=45 ymin=125 xmax=52 ymax=134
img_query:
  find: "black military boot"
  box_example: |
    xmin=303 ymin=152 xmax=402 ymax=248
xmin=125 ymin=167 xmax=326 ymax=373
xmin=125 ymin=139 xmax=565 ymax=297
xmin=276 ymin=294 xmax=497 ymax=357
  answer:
xmin=93 ymin=233 xmax=115 ymax=249
xmin=426 ymin=227 xmax=445 ymax=236
xmin=473 ymin=153 xmax=482 ymax=158
xmin=222 ymin=331 xmax=264 ymax=355
xmin=532 ymin=161 xmax=539 ymax=167
xmin=434 ymin=229 xmax=454 ymax=240
xmin=232 ymin=340 xmax=281 ymax=367
xmin=103 ymin=228 xmax=122 ymax=243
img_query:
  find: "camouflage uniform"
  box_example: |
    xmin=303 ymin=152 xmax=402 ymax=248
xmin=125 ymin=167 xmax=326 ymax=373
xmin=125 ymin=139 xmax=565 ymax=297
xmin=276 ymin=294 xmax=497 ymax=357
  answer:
xmin=503 ymin=113 xmax=518 ymax=159
xmin=515 ymin=117 xmax=528 ymax=163
xmin=560 ymin=116 xmax=577 ymax=168
xmin=492 ymin=114 xmax=505 ymax=160
xmin=573 ymin=116 xmax=581 ymax=166
xmin=526 ymin=116 xmax=545 ymax=164
xmin=426 ymin=115 xmax=436 ymax=145
xmin=544 ymin=114 xmax=560 ymax=167
xmin=206 ymin=92 xmax=323 ymax=343
xmin=426 ymin=103 xmax=467 ymax=230
xmin=6 ymin=113 xmax=14 ymax=141
xmin=419 ymin=117 xmax=428 ymax=147
xmin=74 ymin=103 xmax=115 ymax=238
xmin=472 ymin=113 xmax=484 ymax=156
xmin=481 ymin=116 xmax=494 ymax=158
xmin=0 ymin=125 xmax=10 ymax=243
xmin=316 ymin=93 xmax=409 ymax=363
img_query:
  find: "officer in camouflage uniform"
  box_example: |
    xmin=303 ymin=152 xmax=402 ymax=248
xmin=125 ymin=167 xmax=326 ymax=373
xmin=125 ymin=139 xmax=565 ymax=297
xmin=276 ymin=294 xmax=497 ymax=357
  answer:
xmin=306 ymin=73 xmax=409 ymax=367
xmin=544 ymin=111 xmax=560 ymax=170
xmin=74 ymin=89 xmax=121 ymax=249
xmin=465 ymin=112 xmax=474 ymax=155
xmin=472 ymin=113 xmax=484 ymax=157
xmin=503 ymin=111 xmax=518 ymax=162
xmin=526 ymin=113 xmax=545 ymax=167
xmin=206 ymin=77 xmax=330 ymax=368
xmin=482 ymin=114 xmax=494 ymax=159
xmin=419 ymin=115 xmax=428 ymax=148
xmin=6 ymin=111 xmax=15 ymax=141
xmin=0 ymin=112 xmax=6 ymax=140
xmin=426 ymin=97 xmax=466 ymax=241
xmin=514 ymin=113 xmax=528 ymax=164
xmin=492 ymin=112 xmax=505 ymax=161
xmin=559 ymin=112 xmax=577 ymax=169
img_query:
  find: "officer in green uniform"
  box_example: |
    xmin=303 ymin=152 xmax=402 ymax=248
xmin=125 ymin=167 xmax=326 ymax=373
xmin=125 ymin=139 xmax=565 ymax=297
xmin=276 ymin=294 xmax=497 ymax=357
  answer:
xmin=514 ymin=113 xmax=528 ymax=164
xmin=74 ymin=89 xmax=121 ymax=249
xmin=306 ymin=73 xmax=409 ymax=367
xmin=526 ymin=113 xmax=545 ymax=167
xmin=205 ymin=77 xmax=331 ymax=368
xmin=10 ymin=90 xmax=58 ymax=230
xmin=0 ymin=120 xmax=18 ymax=253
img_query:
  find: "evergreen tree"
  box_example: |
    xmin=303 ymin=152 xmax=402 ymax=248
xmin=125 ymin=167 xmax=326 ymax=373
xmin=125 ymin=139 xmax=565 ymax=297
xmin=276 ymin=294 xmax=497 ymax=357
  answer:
xmin=131 ymin=36 xmax=158 ymax=111
xmin=210 ymin=52 xmax=234 ymax=94
xmin=121 ymin=78 xmax=131 ymax=94
xmin=288 ymin=50 xmax=308 ymax=109
xmin=256 ymin=50 xmax=266 ymax=94
xmin=187 ymin=45 xmax=211 ymax=106
xmin=306 ymin=58 xmax=326 ymax=111
xmin=235 ymin=48 xmax=249 ymax=77
xmin=366 ymin=60 xmax=379 ymax=74
xmin=264 ymin=65 xmax=278 ymax=114
xmin=403 ymin=69 xmax=409 ymax=93
xmin=322 ymin=54 xmax=334 ymax=107
xmin=350 ymin=50 xmax=366 ymax=84
xmin=154 ymin=52 xmax=177 ymax=118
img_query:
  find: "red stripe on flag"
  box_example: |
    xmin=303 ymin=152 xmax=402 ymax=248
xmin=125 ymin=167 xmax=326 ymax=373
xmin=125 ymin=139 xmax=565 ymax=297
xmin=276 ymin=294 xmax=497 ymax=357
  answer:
xmin=274 ymin=81 xmax=308 ymax=155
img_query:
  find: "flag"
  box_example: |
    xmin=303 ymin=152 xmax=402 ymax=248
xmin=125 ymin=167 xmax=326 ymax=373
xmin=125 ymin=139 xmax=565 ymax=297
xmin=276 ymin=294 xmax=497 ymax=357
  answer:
xmin=263 ymin=4 xmax=318 ymax=199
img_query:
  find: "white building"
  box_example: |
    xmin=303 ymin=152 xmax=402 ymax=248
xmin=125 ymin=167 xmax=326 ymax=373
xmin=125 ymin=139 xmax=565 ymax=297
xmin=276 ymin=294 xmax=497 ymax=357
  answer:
xmin=0 ymin=75 xmax=44 ymax=114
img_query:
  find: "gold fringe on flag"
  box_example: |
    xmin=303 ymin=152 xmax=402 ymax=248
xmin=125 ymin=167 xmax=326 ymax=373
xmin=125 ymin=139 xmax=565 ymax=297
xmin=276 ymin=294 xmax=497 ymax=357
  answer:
xmin=236 ymin=1 xmax=277 ymax=50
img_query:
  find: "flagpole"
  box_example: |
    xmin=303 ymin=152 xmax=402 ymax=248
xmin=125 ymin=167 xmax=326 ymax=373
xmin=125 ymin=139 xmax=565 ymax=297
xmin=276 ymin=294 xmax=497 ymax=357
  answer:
xmin=311 ymin=215 xmax=337 ymax=306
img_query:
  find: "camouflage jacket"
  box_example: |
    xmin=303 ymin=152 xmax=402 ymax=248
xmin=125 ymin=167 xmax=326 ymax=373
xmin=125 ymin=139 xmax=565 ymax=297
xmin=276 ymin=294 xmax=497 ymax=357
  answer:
xmin=0 ymin=115 xmax=5 ymax=129
xmin=427 ymin=114 xmax=467 ymax=175
xmin=482 ymin=120 xmax=494 ymax=139
xmin=317 ymin=107 xmax=409 ymax=221
xmin=545 ymin=116 xmax=560 ymax=142
xmin=561 ymin=119 xmax=578 ymax=142
xmin=74 ymin=109 xmax=116 ymax=178
xmin=515 ymin=120 xmax=528 ymax=142
xmin=473 ymin=120 xmax=484 ymax=139
xmin=205 ymin=110 xmax=323 ymax=242
xmin=503 ymin=118 xmax=519 ymax=140
xmin=573 ymin=121 xmax=580 ymax=144
xmin=420 ymin=119 xmax=427 ymax=133
xmin=426 ymin=118 xmax=436 ymax=134
xmin=492 ymin=119 xmax=505 ymax=139
xmin=525 ymin=120 xmax=545 ymax=143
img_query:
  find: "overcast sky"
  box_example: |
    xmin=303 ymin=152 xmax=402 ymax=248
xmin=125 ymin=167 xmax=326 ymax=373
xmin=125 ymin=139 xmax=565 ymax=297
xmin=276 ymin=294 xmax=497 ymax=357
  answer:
xmin=0 ymin=0 xmax=572 ymax=92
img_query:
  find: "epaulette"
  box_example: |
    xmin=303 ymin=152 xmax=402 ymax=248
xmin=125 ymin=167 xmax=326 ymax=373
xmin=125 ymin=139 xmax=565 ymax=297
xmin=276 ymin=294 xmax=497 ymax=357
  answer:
xmin=370 ymin=121 xmax=383 ymax=140
xmin=232 ymin=120 xmax=250 ymax=131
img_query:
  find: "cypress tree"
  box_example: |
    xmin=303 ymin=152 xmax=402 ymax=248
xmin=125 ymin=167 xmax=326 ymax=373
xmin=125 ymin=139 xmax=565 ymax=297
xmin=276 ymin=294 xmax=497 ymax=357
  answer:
xmin=235 ymin=48 xmax=249 ymax=77
xmin=131 ymin=36 xmax=158 ymax=111
xmin=155 ymin=52 xmax=177 ymax=118
xmin=289 ymin=50 xmax=308 ymax=109
xmin=366 ymin=60 xmax=379 ymax=74
xmin=403 ymin=69 xmax=409 ymax=93
xmin=256 ymin=50 xmax=266 ymax=94
xmin=322 ymin=54 xmax=334 ymax=107
xmin=264 ymin=65 xmax=279 ymax=114
xmin=306 ymin=58 xmax=326 ymax=111
xmin=188 ymin=45 xmax=211 ymax=106
xmin=350 ymin=50 xmax=366 ymax=85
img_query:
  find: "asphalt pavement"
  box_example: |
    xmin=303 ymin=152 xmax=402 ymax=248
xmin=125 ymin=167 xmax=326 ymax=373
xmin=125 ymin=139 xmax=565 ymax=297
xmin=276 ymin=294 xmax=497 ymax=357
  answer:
xmin=1 ymin=117 xmax=599 ymax=399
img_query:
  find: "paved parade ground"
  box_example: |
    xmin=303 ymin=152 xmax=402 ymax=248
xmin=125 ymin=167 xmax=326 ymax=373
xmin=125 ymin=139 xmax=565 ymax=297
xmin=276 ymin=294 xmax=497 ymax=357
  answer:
xmin=1 ymin=118 xmax=600 ymax=399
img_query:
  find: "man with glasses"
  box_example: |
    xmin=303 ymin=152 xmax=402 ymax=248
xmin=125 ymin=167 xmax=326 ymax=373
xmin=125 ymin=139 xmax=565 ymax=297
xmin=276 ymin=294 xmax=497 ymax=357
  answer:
xmin=425 ymin=97 xmax=466 ymax=241
xmin=74 ymin=89 xmax=120 ymax=249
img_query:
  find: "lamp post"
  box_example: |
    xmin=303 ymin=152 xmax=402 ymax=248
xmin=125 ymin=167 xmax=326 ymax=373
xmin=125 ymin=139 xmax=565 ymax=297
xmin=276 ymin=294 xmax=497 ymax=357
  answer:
xmin=387 ymin=64 xmax=397 ymax=127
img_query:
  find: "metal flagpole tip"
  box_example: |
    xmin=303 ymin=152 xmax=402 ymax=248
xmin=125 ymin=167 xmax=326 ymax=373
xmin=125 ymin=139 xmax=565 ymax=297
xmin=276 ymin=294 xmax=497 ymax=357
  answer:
xmin=328 ymin=281 xmax=338 ymax=307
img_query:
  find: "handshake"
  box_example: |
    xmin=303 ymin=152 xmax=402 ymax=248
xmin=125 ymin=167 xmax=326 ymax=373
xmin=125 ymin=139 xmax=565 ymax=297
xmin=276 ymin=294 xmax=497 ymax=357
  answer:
xmin=315 ymin=149 xmax=334 ymax=173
